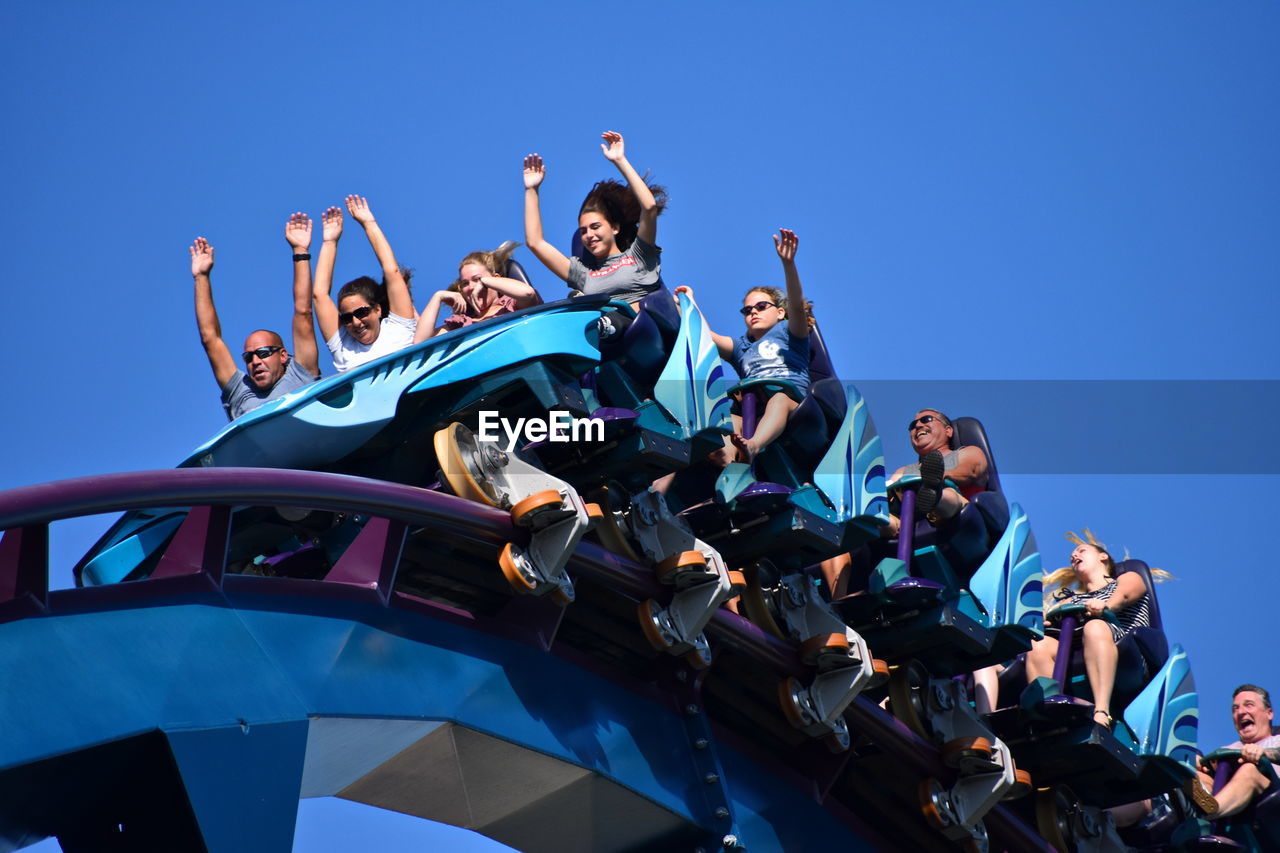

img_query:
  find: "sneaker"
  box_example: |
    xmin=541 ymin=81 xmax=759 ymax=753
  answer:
xmin=915 ymin=449 xmax=946 ymax=517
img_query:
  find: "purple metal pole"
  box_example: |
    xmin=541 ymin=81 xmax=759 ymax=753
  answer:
xmin=1213 ymin=758 xmax=1234 ymax=795
xmin=740 ymin=392 xmax=759 ymax=440
xmin=1051 ymin=614 xmax=1079 ymax=687
xmin=895 ymin=488 xmax=917 ymax=566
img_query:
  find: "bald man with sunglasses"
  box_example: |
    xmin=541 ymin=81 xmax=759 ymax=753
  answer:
xmin=189 ymin=214 xmax=321 ymax=421
xmin=882 ymin=409 xmax=989 ymax=537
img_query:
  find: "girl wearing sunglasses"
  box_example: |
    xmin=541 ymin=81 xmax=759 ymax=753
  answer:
xmin=313 ymin=195 xmax=418 ymax=373
xmin=677 ymin=228 xmax=812 ymax=463
xmin=522 ymin=131 xmax=667 ymax=346
xmin=414 ymin=242 xmax=542 ymax=340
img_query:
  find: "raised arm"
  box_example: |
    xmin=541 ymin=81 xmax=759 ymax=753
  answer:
xmin=346 ymin=195 xmax=415 ymax=319
xmin=190 ymin=237 xmax=238 ymax=389
xmin=774 ymin=229 xmax=810 ymax=339
xmin=674 ymin=285 xmax=735 ymax=360
xmin=284 ymin=212 xmax=319 ymax=376
xmin=413 ymin=290 xmax=467 ymax=344
xmin=479 ymin=275 xmax=540 ymax=309
xmin=313 ymin=206 xmax=343 ymax=342
xmin=600 ymin=131 xmax=659 ymax=246
xmin=522 ymin=154 xmax=572 ymax=282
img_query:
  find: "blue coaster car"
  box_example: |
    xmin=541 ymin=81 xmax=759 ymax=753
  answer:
xmin=666 ymin=324 xmax=889 ymax=570
xmin=832 ymin=418 xmax=1042 ymax=676
xmin=988 ymin=561 xmax=1204 ymax=810
xmin=76 ymin=284 xmax=731 ymax=587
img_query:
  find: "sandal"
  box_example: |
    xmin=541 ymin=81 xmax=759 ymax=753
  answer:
xmin=1183 ymin=775 xmax=1220 ymax=816
xmin=915 ymin=450 xmax=946 ymax=517
xmin=1092 ymin=708 xmax=1115 ymax=730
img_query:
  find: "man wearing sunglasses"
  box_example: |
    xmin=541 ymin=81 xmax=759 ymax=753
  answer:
xmin=884 ymin=409 xmax=989 ymax=534
xmin=189 ymin=213 xmax=321 ymax=421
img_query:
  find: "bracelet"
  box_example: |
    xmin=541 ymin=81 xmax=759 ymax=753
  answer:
xmin=293 ymin=253 xmax=312 ymax=262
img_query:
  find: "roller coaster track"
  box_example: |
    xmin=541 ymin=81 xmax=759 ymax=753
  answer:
xmin=0 ymin=469 xmax=1052 ymax=852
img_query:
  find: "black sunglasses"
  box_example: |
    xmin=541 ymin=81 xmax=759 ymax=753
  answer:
xmin=908 ymin=414 xmax=950 ymax=431
xmin=339 ymin=305 xmax=376 ymax=325
xmin=242 ymin=345 xmax=283 ymax=364
xmin=739 ymin=300 xmax=777 ymax=316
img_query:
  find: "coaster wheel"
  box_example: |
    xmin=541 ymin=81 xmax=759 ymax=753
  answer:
xmin=656 ymin=550 xmax=707 ymax=583
xmin=684 ymin=646 xmax=712 ymax=670
xmin=887 ymin=661 xmax=931 ymax=739
xmin=584 ymin=485 xmax=641 ymax=562
xmin=942 ymin=736 xmax=993 ymax=769
xmin=498 ymin=543 xmax=539 ymax=595
xmin=778 ymin=677 xmax=811 ymax=729
xmin=868 ymin=658 xmax=891 ymax=688
xmin=1003 ymin=768 xmax=1033 ymax=801
xmin=736 ymin=560 xmax=787 ymax=640
xmin=548 ymin=583 xmax=575 ymax=607
xmin=511 ymin=489 xmax=565 ymax=528
xmin=433 ymin=423 xmax=501 ymax=506
xmin=822 ymin=729 xmax=851 ymax=754
xmin=1035 ymin=785 xmax=1076 ymax=853
xmin=918 ymin=778 xmax=953 ymax=830
xmin=800 ymin=633 xmax=850 ymax=667
xmin=637 ymin=599 xmax=675 ymax=652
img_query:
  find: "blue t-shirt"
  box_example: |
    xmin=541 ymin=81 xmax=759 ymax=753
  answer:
xmin=730 ymin=323 xmax=810 ymax=395
xmin=220 ymin=357 xmax=318 ymax=421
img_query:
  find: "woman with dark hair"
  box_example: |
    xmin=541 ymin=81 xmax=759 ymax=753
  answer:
xmin=313 ymin=195 xmax=418 ymax=372
xmin=522 ymin=132 xmax=667 ymax=343
xmin=414 ymin=242 xmax=541 ymax=341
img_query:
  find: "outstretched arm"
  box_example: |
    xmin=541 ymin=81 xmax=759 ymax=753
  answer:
xmin=600 ymin=131 xmax=659 ymax=246
xmin=522 ymin=154 xmax=572 ymax=282
xmin=190 ymin=237 xmax=239 ymax=389
xmin=774 ymin=229 xmax=810 ymax=338
xmin=285 ymin=212 xmax=319 ymax=376
xmin=674 ymin=285 xmax=735 ymax=360
xmin=346 ymin=195 xmax=415 ymax=319
xmin=313 ymin=206 xmax=343 ymax=342
xmin=413 ymin=290 xmax=467 ymax=343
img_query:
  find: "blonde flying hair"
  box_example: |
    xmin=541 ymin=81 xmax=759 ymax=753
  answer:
xmin=1043 ymin=529 xmax=1173 ymax=602
xmin=450 ymin=241 xmax=521 ymax=294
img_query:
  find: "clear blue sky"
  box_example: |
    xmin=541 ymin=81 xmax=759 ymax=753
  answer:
xmin=4 ymin=2 xmax=1277 ymax=849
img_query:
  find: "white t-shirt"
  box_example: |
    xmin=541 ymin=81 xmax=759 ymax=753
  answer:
xmin=326 ymin=313 xmax=417 ymax=373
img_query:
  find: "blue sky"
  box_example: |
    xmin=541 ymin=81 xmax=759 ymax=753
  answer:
xmin=4 ymin=2 xmax=1277 ymax=849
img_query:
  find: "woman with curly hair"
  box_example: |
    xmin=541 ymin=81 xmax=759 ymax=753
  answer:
xmin=522 ymin=131 xmax=667 ymax=345
xmin=415 ymin=242 xmax=541 ymax=340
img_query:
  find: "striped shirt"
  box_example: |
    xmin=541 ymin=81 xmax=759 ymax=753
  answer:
xmin=1054 ymin=579 xmax=1151 ymax=642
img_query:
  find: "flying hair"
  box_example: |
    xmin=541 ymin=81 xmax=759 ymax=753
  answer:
xmin=578 ymin=176 xmax=668 ymax=253
xmin=1043 ymin=529 xmax=1173 ymax=602
xmin=451 ymin=241 xmax=521 ymax=293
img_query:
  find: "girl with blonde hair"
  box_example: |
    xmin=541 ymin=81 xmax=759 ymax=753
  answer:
xmin=415 ymin=242 xmax=541 ymax=340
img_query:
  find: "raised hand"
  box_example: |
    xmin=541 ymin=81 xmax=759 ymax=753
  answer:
xmin=345 ymin=194 xmax=375 ymax=224
xmin=321 ymin=206 xmax=344 ymax=242
xmin=523 ymin=154 xmax=546 ymax=190
xmin=284 ymin=212 xmax=312 ymax=251
xmin=190 ymin=237 xmax=215 ymax=277
xmin=600 ymin=131 xmax=625 ymax=163
xmin=773 ymin=228 xmax=799 ymax=263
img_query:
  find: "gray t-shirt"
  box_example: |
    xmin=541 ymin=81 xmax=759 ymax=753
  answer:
xmin=566 ymin=236 xmax=662 ymax=303
xmin=221 ymin=357 xmax=318 ymax=421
